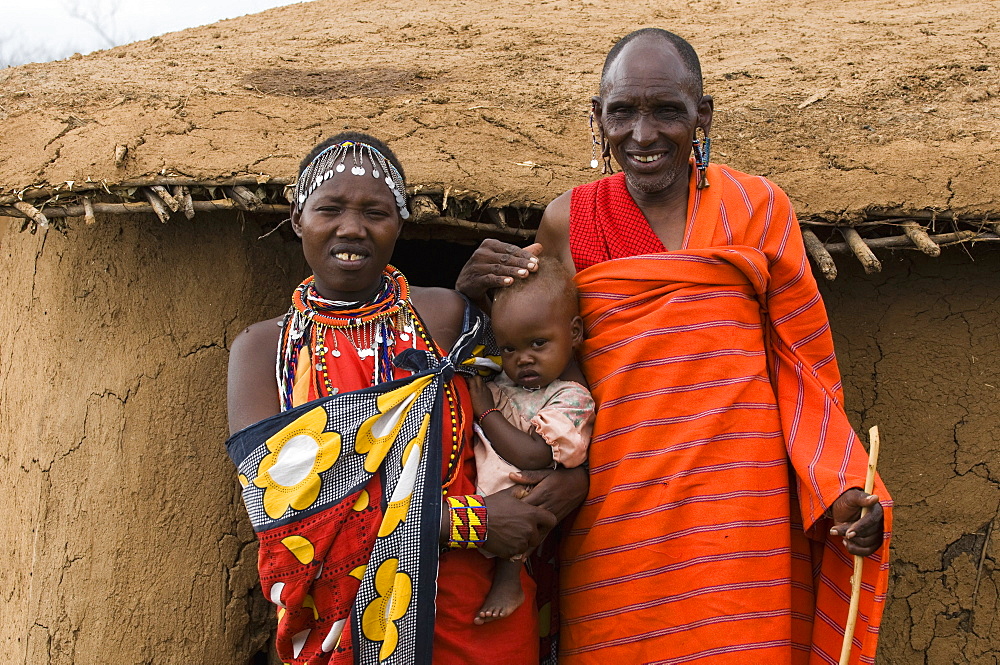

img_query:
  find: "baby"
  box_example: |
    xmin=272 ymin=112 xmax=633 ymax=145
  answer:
xmin=467 ymin=256 xmax=595 ymax=625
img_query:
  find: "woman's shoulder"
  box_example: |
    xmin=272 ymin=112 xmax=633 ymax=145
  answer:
xmin=231 ymin=315 xmax=285 ymax=359
xmin=409 ymin=286 xmax=467 ymax=351
xmin=227 ymin=314 xmax=285 ymax=435
xmin=410 ymin=285 xmax=466 ymax=319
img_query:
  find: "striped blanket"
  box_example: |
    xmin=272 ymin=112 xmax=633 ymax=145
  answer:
xmin=560 ymin=246 xmax=892 ymax=664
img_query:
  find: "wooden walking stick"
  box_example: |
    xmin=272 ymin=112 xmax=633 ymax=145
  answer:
xmin=838 ymin=425 xmax=881 ymax=665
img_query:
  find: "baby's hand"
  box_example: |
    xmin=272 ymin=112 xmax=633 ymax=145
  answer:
xmin=467 ymin=375 xmax=495 ymax=417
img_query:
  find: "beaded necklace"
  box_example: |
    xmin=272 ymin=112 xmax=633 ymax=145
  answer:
xmin=409 ymin=311 xmax=465 ymax=494
xmin=278 ymin=268 xmax=415 ymax=406
xmin=277 ymin=266 xmax=463 ymax=489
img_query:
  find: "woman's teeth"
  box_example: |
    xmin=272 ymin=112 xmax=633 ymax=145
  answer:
xmin=335 ymin=252 xmax=365 ymax=261
xmin=633 ymin=153 xmax=664 ymax=163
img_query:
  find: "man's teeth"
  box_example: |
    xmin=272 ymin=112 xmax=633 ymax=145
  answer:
xmin=633 ymin=153 xmax=664 ymax=163
xmin=335 ymin=252 xmax=365 ymax=261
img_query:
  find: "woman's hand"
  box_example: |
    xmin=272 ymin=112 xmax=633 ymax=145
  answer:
xmin=455 ymin=240 xmax=541 ymax=310
xmin=480 ymin=487 xmax=558 ymax=559
xmin=829 ymin=488 xmax=885 ymax=556
xmin=466 ymin=375 xmax=495 ymax=418
xmin=509 ymin=466 xmax=589 ymax=522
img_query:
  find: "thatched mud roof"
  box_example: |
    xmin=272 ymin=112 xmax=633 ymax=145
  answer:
xmin=1 ymin=0 xmax=998 ymax=276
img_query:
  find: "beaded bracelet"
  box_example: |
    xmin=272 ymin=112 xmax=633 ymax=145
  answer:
xmin=477 ymin=408 xmax=501 ymax=425
xmin=446 ymin=494 xmax=488 ymax=549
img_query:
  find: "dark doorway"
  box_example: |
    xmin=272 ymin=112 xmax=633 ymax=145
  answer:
xmin=391 ymin=238 xmax=479 ymax=288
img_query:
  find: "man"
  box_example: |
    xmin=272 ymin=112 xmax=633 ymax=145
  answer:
xmin=458 ymin=28 xmax=890 ymax=664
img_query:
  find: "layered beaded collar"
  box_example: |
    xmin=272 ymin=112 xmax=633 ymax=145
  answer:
xmin=277 ymin=267 xmax=419 ymax=409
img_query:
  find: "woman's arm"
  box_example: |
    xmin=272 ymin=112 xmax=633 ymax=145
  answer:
xmin=409 ymin=286 xmax=468 ymax=351
xmin=227 ymin=316 xmax=283 ymax=435
xmin=438 ymin=488 xmax=558 ymax=559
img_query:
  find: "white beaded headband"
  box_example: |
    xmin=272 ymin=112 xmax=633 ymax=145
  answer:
xmin=294 ymin=140 xmax=410 ymax=220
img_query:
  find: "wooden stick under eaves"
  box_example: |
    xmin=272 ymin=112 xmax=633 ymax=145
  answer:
xmin=839 ymin=425 xmax=881 ymax=665
xmin=840 ymin=227 xmax=881 ymax=274
xmin=801 ymin=229 xmax=837 ymax=281
xmin=13 ymin=200 xmax=49 ymax=228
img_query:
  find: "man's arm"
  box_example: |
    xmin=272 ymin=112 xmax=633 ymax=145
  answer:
xmin=455 ymin=189 xmax=576 ymax=309
xmin=532 ymin=190 xmax=575 ymax=276
xmin=454 ymin=240 xmax=540 ymax=311
xmin=829 ymin=488 xmax=885 ymax=557
xmin=752 ymin=178 xmax=887 ymax=552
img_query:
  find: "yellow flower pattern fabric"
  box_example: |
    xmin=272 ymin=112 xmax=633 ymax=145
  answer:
xmin=253 ymin=406 xmax=342 ymax=519
xmin=355 ymin=375 xmax=432 ymax=473
xmin=228 ymin=365 xmax=444 ymax=664
xmin=378 ymin=414 xmax=430 ymax=539
xmin=461 ymin=343 xmax=502 ymax=376
xmin=361 ymin=558 xmax=413 ymax=661
xmin=281 ymin=535 xmax=316 ymax=565
xmin=226 ymin=303 xmax=492 ymax=665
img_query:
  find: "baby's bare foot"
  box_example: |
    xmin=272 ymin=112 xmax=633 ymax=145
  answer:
xmin=473 ymin=570 xmax=524 ymax=625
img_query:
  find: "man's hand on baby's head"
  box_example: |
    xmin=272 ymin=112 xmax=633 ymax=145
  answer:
xmin=456 ymin=240 xmax=541 ymax=305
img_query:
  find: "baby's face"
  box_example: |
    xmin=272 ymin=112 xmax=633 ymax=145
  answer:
xmin=491 ymin=296 xmax=581 ymax=390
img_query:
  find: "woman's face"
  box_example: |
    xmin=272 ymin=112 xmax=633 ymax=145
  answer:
xmin=292 ymin=156 xmax=402 ymax=301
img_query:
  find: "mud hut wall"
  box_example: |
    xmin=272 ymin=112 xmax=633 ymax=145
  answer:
xmin=2 ymin=209 xmax=999 ymax=663
xmin=820 ymin=251 xmax=1000 ymax=664
xmin=0 ymin=213 xmax=305 ymax=664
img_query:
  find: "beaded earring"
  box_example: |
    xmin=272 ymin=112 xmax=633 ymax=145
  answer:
xmin=588 ymin=111 xmax=614 ymax=175
xmin=691 ymin=128 xmax=711 ymax=189
xmin=601 ymin=131 xmax=614 ymax=175
xmin=588 ymin=111 xmax=600 ymax=169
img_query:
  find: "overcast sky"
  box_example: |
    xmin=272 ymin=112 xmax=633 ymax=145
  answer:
xmin=0 ymin=0 xmax=309 ymax=67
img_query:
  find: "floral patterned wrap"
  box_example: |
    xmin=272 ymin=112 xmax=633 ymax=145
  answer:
xmin=226 ymin=310 xmax=489 ymax=665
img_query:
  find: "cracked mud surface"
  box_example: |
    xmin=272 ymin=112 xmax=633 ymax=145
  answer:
xmin=0 ymin=215 xmax=307 ymax=663
xmin=0 ymin=0 xmax=998 ymax=217
xmin=824 ymin=253 xmax=1000 ymax=663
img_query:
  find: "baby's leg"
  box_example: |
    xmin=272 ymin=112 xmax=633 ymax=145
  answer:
xmin=473 ymin=558 xmax=524 ymax=625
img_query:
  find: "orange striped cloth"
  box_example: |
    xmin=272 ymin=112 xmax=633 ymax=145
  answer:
xmin=560 ymin=165 xmax=892 ymax=664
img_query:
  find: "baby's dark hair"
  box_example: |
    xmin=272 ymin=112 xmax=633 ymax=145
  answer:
xmin=492 ymin=256 xmax=579 ymax=315
xmin=298 ymin=131 xmax=406 ymax=183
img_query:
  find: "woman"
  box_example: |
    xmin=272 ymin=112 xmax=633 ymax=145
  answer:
xmin=227 ymin=132 xmax=584 ymax=664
